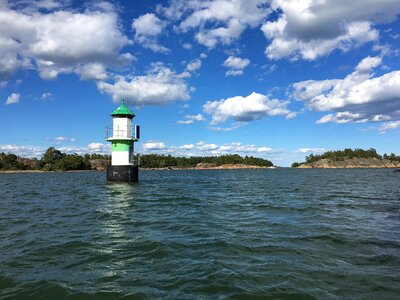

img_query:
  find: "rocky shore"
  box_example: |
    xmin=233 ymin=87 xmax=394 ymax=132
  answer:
xmin=1 ymin=163 xmax=276 ymax=173
xmin=142 ymin=163 xmax=276 ymax=170
xmin=297 ymin=157 xmax=400 ymax=168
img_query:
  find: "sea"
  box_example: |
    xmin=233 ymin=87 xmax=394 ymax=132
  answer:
xmin=0 ymin=169 xmax=399 ymax=299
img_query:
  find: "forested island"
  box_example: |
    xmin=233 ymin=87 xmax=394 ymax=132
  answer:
xmin=292 ymin=148 xmax=400 ymax=168
xmin=0 ymin=147 xmax=273 ymax=172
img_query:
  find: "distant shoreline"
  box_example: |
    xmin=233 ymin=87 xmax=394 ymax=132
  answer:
xmin=0 ymin=170 xmax=101 ymax=174
xmin=141 ymin=164 xmax=277 ymax=170
xmin=1 ymin=165 xmax=275 ymax=173
xmin=2 ymin=166 xmax=400 ymax=174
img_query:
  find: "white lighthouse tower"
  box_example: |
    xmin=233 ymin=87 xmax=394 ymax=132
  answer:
xmin=106 ymin=100 xmax=140 ymax=182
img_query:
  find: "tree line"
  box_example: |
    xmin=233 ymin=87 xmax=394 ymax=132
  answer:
xmin=139 ymin=153 xmax=273 ymax=168
xmin=0 ymin=147 xmax=273 ymax=171
xmin=0 ymin=147 xmax=110 ymax=171
xmin=292 ymin=148 xmax=400 ymax=167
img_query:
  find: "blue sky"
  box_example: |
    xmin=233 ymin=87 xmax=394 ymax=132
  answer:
xmin=0 ymin=0 xmax=399 ymax=166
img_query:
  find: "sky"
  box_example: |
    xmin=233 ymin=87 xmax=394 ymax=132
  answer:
xmin=0 ymin=0 xmax=399 ymax=166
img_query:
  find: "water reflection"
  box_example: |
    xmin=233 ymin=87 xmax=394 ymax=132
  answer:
xmin=94 ymin=183 xmax=140 ymax=273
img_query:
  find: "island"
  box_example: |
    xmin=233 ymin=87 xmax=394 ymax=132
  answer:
xmin=292 ymin=148 xmax=400 ymax=168
xmin=0 ymin=147 xmax=274 ymax=172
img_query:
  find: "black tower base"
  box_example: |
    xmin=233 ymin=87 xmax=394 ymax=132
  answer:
xmin=107 ymin=165 xmax=139 ymax=182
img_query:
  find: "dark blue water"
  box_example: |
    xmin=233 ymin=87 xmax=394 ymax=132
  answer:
xmin=0 ymin=169 xmax=399 ymax=299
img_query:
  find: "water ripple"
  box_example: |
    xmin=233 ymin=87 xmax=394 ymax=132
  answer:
xmin=0 ymin=169 xmax=400 ymax=299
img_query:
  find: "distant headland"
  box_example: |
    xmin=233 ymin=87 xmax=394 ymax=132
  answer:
xmin=292 ymin=148 xmax=400 ymax=168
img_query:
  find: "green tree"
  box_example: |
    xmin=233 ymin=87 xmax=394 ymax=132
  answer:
xmin=42 ymin=147 xmax=64 ymax=170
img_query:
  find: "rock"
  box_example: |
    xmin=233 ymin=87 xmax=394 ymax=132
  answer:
xmin=89 ymin=159 xmax=109 ymax=171
xmin=16 ymin=157 xmax=41 ymax=169
xmin=297 ymin=157 xmax=400 ymax=169
xmin=195 ymin=163 xmax=217 ymax=169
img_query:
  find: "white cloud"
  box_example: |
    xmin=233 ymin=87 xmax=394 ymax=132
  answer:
xmin=5 ymin=92 xmax=20 ymax=105
xmin=225 ymin=70 xmax=243 ymax=77
xmin=182 ymin=43 xmax=193 ymax=50
xmin=209 ymin=122 xmax=244 ymax=131
xmin=203 ymin=92 xmax=293 ymax=125
xmin=177 ymin=113 xmax=206 ymax=124
xmin=97 ymin=64 xmax=191 ymax=106
xmin=185 ymin=53 xmax=207 ymax=74
xmin=132 ymin=13 xmax=169 ymax=53
xmin=142 ymin=141 xmax=166 ymax=150
xmin=0 ymin=144 xmax=44 ymax=158
xmin=76 ymin=63 xmax=108 ymax=81
xmin=86 ymin=142 xmax=110 ymax=154
xmin=187 ymin=113 xmax=205 ymax=121
xmin=40 ymin=92 xmax=53 ymax=100
xmin=223 ymin=56 xmax=250 ymax=69
xmin=223 ymin=55 xmax=250 ymax=76
xmin=379 ymin=121 xmax=400 ymax=133
xmin=186 ymin=59 xmax=202 ymax=72
xmin=7 ymin=0 xmax=71 ymax=14
xmin=177 ymin=120 xmax=194 ymax=125
xmin=0 ymin=142 xmax=111 ymax=158
xmin=293 ymin=56 xmax=400 ymax=124
xmin=0 ymin=2 xmax=131 ymax=80
xmin=158 ymin=0 xmax=269 ymax=48
xmin=53 ymin=136 xmax=76 ymax=145
xmin=261 ymin=0 xmax=400 ymax=60
xmin=297 ymin=148 xmax=326 ymax=153
xmin=141 ymin=140 xmax=274 ymax=157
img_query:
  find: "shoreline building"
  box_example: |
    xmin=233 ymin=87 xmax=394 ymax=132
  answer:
xmin=106 ymin=100 xmax=140 ymax=182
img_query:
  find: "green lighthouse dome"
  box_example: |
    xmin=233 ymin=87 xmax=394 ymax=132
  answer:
xmin=111 ymin=99 xmax=135 ymax=118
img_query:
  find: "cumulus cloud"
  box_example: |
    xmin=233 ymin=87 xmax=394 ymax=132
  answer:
xmin=379 ymin=121 xmax=400 ymax=133
xmin=186 ymin=59 xmax=202 ymax=72
xmin=76 ymin=63 xmax=108 ymax=81
xmin=5 ymin=92 xmax=20 ymax=105
xmin=142 ymin=141 xmax=166 ymax=150
xmin=86 ymin=142 xmax=111 ymax=154
xmin=132 ymin=13 xmax=169 ymax=53
xmin=223 ymin=55 xmax=250 ymax=76
xmin=297 ymin=148 xmax=326 ymax=153
xmin=185 ymin=53 xmax=207 ymax=74
xmin=203 ymin=92 xmax=293 ymax=125
xmin=0 ymin=2 xmax=131 ymax=80
xmin=177 ymin=113 xmax=206 ymax=124
xmin=53 ymin=136 xmax=76 ymax=145
xmin=223 ymin=56 xmax=250 ymax=69
xmin=182 ymin=43 xmax=193 ymax=50
xmin=0 ymin=144 xmax=44 ymax=158
xmin=141 ymin=140 xmax=274 ymax=157
xmin=97 ymin=64 xmax=191 ymax=106
xmin=158 ymin=0 xmax=269 ymax=48
xmin=0 ymin=142 xmax=111 ymax=158
xmin=261 ymin=0 xmax=400 ymax=60
xmin=292 ymin=56 xmax=400 ymax=124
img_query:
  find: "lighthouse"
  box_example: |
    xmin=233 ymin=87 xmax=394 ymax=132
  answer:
xmin=106 ymin=100 xmax=140 ymax=182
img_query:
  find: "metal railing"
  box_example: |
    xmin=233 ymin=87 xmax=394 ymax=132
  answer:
xmin=106 ymin=127 xmax=133 ymax=139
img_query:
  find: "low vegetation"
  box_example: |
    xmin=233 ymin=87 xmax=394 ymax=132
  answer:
xmin=0 ymin=147 xmax=273 ymax=171
xmin=139 ymin=154 xmax=273 ymax=168
xmin=292 ymin=148 xmax=400 ymax=167
xmin=0 ymin=147 xmax=110 ymax=171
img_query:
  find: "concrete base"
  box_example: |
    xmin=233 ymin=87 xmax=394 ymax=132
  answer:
xmin=107 ymin=165 xmax=139 ymax=182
